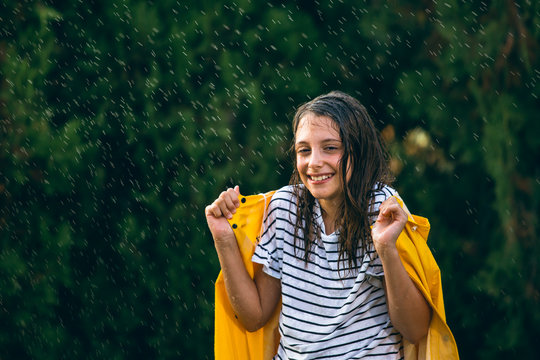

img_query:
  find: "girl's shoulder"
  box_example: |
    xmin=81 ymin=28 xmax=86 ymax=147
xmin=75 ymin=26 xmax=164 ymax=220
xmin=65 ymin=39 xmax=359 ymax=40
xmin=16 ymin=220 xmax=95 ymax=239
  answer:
xmin=370 ymin=183 xmax=399 ymax=214
xmin=264 ymin=185 xmax=301 ymax=223
xmin=267 ymin=184 xmax=304 ymax=214
xmin=270 ymin=184 xmax=301 ymax=203
xmin=371 ymin=183 xmax=398 ymax=200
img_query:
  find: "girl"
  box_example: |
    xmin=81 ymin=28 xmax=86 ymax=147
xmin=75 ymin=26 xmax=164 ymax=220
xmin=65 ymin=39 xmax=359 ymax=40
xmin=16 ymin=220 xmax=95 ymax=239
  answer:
xmin=206 ymin=91 xmax=431 ymax=359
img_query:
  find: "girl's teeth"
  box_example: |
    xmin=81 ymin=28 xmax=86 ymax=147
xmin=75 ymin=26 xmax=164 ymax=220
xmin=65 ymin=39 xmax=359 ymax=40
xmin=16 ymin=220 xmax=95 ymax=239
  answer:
xmin=312 ymin=175 xmax=331 ymax=181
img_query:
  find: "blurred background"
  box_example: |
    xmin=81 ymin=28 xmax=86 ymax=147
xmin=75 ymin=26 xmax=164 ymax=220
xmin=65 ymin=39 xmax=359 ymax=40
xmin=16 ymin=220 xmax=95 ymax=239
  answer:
xmin=1 ymin=0 xmax=538 ymax=358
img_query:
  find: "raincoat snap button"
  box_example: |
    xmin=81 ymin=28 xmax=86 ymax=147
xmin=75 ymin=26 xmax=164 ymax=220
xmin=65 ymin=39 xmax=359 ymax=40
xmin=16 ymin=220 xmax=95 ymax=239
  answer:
xmin=411 ymin=225 xmax=417 ymax=231
xmin=241 ymin=197 xmax=246 ymax=203
xmin=232 ymin=224 xmax=237 ymax=229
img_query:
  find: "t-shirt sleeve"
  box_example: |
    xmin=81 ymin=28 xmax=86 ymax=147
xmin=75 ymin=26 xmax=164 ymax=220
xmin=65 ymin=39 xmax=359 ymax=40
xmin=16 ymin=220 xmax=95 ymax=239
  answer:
xmin=251 ymin=197 xmax=284 ymax=280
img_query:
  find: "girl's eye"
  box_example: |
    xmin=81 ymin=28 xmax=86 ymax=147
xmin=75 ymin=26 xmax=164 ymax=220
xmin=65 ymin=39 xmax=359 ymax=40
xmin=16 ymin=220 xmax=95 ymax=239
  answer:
xmin=296 ymin=148 xmax=310 ymax=154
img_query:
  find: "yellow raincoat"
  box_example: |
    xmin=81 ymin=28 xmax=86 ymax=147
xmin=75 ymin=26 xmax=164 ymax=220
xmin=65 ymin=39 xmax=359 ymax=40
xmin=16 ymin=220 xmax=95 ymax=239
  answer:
xmin=214 ymin=192 xmax=459 ymax=360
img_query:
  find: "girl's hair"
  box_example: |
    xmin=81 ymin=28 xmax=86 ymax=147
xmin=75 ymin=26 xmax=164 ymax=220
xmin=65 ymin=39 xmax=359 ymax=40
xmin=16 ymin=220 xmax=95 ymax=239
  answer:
xmin=289 ymin=91 xmax=393 ymax=270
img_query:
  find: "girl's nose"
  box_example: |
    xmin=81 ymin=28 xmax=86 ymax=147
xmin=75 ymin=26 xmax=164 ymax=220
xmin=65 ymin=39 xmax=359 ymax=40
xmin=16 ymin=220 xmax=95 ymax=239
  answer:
xmin=308 ymin=149 xmax=323 ymax=168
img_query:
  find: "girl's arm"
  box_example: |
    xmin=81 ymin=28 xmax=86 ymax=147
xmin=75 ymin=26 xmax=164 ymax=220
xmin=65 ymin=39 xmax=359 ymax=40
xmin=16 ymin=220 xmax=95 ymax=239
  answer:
xmin=206 ymin=186 xmax=281 ymax=332
xmin=371 ymin=197 xmax=431 ymax=344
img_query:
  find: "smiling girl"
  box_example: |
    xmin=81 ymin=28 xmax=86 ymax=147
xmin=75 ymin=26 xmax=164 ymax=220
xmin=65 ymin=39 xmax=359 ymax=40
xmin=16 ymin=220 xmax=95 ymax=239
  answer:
xmin=206 ymin=91 xmax=431 ymax=359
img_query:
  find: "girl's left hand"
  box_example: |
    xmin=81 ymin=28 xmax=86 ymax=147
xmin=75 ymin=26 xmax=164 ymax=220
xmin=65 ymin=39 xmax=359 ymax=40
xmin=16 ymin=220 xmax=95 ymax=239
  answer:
xmin=371 ymin=197 xmax=408 ymax=257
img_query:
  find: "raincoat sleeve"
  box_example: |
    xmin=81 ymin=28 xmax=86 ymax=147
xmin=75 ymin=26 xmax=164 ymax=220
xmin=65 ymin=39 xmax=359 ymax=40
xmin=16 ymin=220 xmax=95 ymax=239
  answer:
xmin=214 ymin=191 xmax=281 ymax=360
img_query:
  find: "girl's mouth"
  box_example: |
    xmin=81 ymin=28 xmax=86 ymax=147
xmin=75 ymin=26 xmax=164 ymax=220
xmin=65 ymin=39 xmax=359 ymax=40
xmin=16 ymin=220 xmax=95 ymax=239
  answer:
xmin=308 ymin=174 xmax=333 ymax=183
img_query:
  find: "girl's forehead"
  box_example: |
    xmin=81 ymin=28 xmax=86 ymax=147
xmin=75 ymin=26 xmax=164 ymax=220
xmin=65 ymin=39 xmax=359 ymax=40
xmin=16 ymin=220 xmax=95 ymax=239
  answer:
xmin=296 ymin=113 xmax=340 ymax=137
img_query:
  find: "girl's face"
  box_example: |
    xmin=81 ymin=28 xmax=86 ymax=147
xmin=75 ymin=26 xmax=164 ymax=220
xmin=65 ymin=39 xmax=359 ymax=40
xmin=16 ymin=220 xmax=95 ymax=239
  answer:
xmin=295 ymin=113 xmax=349 ymax=209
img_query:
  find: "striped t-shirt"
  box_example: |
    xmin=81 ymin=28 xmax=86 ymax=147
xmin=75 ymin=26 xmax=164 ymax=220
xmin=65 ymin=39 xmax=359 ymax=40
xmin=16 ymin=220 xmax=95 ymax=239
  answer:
xmin=252 ymin=184 xmax=403 ymax=359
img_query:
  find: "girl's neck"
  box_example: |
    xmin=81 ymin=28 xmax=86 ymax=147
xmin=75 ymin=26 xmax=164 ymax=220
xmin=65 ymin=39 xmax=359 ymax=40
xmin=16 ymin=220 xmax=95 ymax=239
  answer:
xmin=319 ymin=199 xmax=341 ymax=235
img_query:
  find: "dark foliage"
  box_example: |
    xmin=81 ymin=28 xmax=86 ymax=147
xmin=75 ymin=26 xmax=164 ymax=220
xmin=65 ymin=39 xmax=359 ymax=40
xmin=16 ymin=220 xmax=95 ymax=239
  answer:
xmin=1 ymin=1 xmax=538 ymax=358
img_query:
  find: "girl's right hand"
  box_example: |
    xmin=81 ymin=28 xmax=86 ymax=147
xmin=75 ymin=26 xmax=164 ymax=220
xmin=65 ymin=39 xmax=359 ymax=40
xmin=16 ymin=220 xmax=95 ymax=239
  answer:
xmin=205 ymin=185 xmax=241 ymax=246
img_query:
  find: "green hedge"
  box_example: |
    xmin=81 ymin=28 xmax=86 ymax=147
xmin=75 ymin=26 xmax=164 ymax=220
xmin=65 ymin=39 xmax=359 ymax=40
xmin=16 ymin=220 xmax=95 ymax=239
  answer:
xmin=1 ymin=1 xmax=538 ymax=358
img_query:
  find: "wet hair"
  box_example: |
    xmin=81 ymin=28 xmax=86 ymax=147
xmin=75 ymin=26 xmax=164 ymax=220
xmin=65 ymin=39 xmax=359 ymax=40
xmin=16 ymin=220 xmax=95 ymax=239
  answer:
xmin=289 ymin=91 xmax=393 ymax=271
